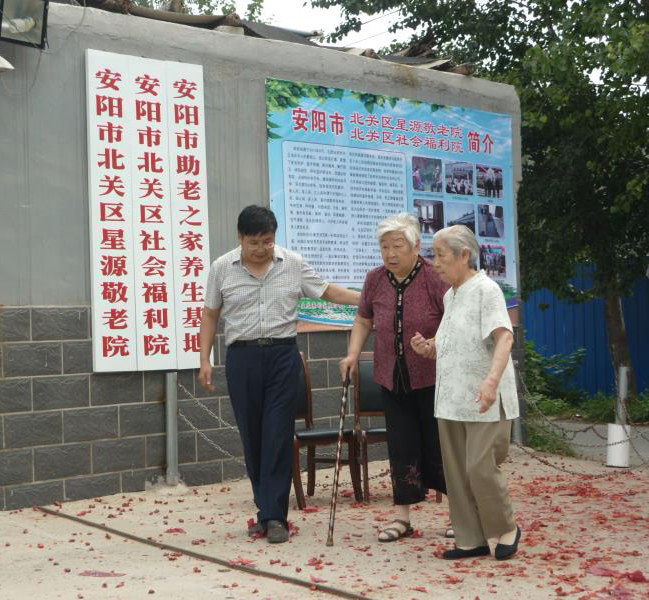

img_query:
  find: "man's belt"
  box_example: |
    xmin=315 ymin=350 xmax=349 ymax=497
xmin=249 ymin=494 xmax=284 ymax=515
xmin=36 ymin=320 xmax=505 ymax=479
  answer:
xmin=230 ymin=337 xmax=297 ymax=347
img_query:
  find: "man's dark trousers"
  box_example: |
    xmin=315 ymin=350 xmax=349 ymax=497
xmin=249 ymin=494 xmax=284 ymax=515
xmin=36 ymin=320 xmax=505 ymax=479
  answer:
xmin=225 ymin=343 xmax=300 ymax=527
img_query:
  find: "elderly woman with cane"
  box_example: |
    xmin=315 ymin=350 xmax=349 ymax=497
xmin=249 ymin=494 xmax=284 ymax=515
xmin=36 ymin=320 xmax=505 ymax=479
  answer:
xmin=411 ymin=224 xmax=521 ymax=560
xmin=339 ymin=213 xmax=448 ymax=542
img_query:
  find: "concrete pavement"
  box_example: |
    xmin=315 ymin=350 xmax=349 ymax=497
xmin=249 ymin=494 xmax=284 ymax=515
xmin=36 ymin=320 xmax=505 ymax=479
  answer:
xmin=1 ymin=447 xmax=648 ymax=599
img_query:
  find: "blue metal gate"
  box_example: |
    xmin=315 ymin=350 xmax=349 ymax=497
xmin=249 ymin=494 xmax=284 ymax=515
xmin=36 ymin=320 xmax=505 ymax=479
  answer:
xmin=522 ymin=266 xmax=649 ymax=394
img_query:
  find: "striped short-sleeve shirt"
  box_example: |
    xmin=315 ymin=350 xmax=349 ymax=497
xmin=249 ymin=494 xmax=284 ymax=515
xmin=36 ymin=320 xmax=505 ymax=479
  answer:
xmin=204 ymin=245 xmax=329 ymax=346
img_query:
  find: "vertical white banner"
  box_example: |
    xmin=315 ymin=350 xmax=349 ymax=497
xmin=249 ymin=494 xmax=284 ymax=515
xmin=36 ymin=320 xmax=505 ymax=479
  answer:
xmin=87 ymin=50 xmax=210 ymax=372
xmin=87 ymin=50 xmax=138 ymax=372
xmin=166 ymin=62 xmax=210 ymax=370
xmin=126 ymin=57 xmax=178 ymax=370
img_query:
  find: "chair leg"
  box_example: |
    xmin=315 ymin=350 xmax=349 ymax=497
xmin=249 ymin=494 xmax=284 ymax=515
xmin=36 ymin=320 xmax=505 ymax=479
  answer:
xmin=347 ymin=438 xmax=363 ymax=502
xmin=362 ymin=434 xmax=370 ymax=502
xmin=306 ymin=445 xmax=316 ymax=497
xmin=435 ymin=490 xmax=442 ymax=503
xmin=292 ymin=440 xmax=306 ymax=510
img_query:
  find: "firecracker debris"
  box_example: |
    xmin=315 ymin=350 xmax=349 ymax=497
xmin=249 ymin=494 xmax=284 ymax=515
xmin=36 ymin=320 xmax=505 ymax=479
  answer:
xmin=1 ymin=447 xmax=647 ymax=599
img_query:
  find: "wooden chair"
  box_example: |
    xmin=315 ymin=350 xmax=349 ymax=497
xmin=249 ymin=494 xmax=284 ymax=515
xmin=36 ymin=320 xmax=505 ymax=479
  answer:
xmin=354 ymin=352 xmax=442 ymax=504
xmin=292 ymin=352 xmax=363 ymax=509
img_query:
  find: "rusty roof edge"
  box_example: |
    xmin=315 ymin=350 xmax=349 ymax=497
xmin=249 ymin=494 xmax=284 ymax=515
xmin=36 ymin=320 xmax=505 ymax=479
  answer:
xmin=67 ymin=2 xmax=472 ymax=71
xmin=81 ymin=0 xmax=232 ymax=27
xmin=81 ymin=0 xmax=318 ymax=39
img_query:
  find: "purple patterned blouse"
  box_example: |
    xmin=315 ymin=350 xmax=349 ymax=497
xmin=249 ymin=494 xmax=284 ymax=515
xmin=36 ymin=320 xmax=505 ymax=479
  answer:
xmin=357 ymin=257 xmax=448 ymax=392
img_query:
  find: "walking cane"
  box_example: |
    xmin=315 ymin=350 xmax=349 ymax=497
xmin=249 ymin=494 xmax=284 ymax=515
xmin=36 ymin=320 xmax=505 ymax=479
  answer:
xmin=326 ymin=370 xmax=351 ymax=546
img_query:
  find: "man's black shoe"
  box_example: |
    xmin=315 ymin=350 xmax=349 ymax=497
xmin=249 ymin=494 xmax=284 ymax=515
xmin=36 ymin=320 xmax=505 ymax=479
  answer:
xmin=442 ymin=545 xmax=490 ymax=560
xmin=495 ymin=526 xmax=521 ymax=561
xmin=266 ymin=519 xmax=289 ymax=543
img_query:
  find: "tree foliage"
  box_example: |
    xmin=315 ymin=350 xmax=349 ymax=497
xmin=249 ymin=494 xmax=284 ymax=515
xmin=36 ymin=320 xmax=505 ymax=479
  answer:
xmin=132 ymin=0 xmax=265 ymax=20
xmin=311 ymin=0 xmax=649 ymax=299
xmin=312 ymin=0 xmax=648 ymax=390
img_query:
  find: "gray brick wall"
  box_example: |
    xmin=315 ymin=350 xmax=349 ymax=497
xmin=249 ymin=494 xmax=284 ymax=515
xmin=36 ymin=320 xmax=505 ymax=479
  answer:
xmin=0 ymin=304 xmax=524 ymax=510
xmin=0 ymin=305 xmax=382 ymax=510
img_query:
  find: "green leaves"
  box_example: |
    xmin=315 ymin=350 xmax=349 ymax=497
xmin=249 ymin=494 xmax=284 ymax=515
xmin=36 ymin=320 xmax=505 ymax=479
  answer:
xmin=131 ymin=0 xmax=267 ymax=20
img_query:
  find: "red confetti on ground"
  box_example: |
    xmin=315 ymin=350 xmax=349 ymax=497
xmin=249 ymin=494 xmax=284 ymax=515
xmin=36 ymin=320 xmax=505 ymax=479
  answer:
xmin=165 ymin=528 xmax=186 ymax=534
xmin=288 ymin=521 xmax=299 ymax=536
xmin=625 ymin=570 xmax=647 ymax=583
xmin=588 ymin=565 xmax=620 ymax=577
xmin=78 ymin=571 xmax=126 ymax=577
xmin=230 ymin=556 xmax=256 ymax=567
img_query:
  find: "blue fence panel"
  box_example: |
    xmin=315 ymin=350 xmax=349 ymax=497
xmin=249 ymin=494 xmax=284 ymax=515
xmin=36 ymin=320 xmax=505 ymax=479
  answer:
xmin=523 ymin=266 xmax=649 ymax=394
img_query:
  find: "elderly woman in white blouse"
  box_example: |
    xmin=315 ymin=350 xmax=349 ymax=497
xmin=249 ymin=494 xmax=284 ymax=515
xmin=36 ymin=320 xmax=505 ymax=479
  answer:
xmin=411 ymin=224 xmax=521 ymax=561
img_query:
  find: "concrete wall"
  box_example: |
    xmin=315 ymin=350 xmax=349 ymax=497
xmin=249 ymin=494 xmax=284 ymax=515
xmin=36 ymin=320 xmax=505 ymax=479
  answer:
xmin=0 ymin=4 xmax=521 ymax=509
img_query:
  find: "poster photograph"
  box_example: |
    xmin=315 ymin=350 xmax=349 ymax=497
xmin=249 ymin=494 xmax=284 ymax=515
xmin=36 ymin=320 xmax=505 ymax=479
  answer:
xmin=265 ymin=78 xmax=518 ymax=326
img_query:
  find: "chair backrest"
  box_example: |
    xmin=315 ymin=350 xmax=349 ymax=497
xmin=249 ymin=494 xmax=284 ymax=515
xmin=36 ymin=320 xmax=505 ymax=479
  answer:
xmin=295 ymin=351 xmax=313 ymax=427
xmin=354 ymin=351 xmax=385 ymax=419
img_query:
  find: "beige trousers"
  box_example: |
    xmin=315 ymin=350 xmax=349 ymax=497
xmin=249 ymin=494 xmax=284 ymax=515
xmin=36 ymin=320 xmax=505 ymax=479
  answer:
xmin=438 ymin=408 xmax=516 ymax=548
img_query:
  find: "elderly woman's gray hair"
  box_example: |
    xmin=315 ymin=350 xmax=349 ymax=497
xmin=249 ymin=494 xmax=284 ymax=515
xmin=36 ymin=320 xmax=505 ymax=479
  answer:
xmin=433 ymin=225 xmax=480 ymax=269
xmin=376 ymin=213 xmax=422 ymax=247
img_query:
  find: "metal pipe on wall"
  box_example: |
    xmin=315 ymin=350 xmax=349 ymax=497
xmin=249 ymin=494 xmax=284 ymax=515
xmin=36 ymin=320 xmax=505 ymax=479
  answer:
xmin=165 ymin=371 xmax=179 ymax=485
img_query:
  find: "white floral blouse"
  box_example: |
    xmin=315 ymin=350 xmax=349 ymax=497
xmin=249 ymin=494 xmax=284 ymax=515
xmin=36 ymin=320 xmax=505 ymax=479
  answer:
xmin=434 ymin=271 xmax=519 ymax=422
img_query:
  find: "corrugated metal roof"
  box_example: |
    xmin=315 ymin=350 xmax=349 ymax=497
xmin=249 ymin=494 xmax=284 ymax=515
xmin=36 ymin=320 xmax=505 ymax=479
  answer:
xmin=239 ymin=19 xmax=318 ymax=46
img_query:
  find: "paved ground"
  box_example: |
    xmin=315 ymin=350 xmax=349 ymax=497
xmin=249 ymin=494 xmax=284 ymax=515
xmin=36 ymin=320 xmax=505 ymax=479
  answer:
xmin=1 ymin=446 xmax=648 ymax=600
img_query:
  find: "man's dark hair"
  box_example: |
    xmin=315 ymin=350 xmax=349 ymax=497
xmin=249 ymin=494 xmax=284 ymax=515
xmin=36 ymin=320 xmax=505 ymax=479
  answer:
xmin=237 ymin=205 xmax=278 ymax=236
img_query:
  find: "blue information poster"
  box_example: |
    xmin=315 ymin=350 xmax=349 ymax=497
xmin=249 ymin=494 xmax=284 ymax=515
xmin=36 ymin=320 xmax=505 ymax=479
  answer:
xmin=266 ymin=78 xmax=518 ymax=326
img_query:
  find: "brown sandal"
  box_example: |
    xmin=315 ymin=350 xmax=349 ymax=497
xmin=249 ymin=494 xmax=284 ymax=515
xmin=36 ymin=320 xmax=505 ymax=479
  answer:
xmin=378 ymin=519 xmax=413 ymax=542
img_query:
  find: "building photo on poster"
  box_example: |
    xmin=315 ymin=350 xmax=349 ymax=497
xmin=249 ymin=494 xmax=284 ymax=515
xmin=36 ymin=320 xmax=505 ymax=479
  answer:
xmin=265 ymin=78 xmax=519 ymax=327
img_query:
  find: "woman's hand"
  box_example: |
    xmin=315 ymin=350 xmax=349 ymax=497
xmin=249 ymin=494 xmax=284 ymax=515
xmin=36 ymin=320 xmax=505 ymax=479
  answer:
xmin=475 ymin=378 xmax=497 ymax=413
xmin=339 ymin=355 xmax=357 ymax=384
xmin=410 ymin=332 xmax=436 ymax=359
xmin=475 ymin=327 xmax=514 ymax=413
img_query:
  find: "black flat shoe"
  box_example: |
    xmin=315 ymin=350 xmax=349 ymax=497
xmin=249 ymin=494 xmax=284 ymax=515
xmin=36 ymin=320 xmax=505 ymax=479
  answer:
xmin=442 ymin=545 xmax=490 ymax=560
xmin=495 ymin=526 xmax=521 ymax=560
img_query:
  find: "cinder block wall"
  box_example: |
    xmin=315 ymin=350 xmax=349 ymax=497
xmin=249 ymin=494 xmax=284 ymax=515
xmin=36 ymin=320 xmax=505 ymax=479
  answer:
xmin=0 ymin=306 xmax=387 ymax=510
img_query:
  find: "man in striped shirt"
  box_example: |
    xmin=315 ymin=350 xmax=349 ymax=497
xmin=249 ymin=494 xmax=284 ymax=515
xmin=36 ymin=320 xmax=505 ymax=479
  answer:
xmin=199 ymin=205 xmax=359 ymax=543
